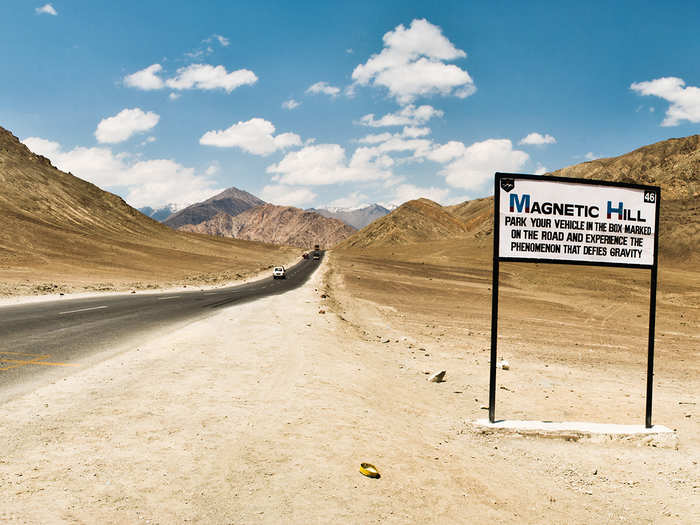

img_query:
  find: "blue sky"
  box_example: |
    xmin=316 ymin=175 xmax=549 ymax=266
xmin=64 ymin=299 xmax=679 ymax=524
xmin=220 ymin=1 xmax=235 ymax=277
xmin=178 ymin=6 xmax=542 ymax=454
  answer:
xmin=2 ymin=1 xmax=698 ymax=210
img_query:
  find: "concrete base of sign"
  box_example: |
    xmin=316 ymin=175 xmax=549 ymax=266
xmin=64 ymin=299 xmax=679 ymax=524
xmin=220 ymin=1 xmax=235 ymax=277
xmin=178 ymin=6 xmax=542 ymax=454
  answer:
xmin=474 ymin=419 xmax=677 ymax=447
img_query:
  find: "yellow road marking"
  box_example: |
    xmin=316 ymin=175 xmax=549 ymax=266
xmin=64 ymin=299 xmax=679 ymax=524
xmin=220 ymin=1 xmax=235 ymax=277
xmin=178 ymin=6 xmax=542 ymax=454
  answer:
xmin=0 ymin=351 xmax=50 ymax=358
xmin=0 ymin=352 xmax=79 ymax=371
xmin=0 ymin=359 xmax=79 ymax=368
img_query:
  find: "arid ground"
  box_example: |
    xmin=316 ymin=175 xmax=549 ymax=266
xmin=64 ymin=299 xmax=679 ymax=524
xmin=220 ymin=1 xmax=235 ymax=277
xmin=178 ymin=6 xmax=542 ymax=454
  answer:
xmin=1 ymin=243 xmax=697 ymax=524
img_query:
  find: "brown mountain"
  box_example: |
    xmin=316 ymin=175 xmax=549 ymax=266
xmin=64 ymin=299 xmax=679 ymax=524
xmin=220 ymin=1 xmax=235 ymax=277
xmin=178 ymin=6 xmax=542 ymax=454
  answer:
xmin=337 ymin=135 xmax=699 ymax=259
xmin=548 ymin=135 xmax=699 ymax=257
xmin=163 ymin=186 xmax=265 ymax=229
xmin=335 ymin=198 xmax=468 ymax=250
xmin=549 ymin=135 xmax=699 ymax=201
xmin=0 ymin=126 xmax=295 ymax=295
xmin=178 ymin=204 xmax=356 ymax=250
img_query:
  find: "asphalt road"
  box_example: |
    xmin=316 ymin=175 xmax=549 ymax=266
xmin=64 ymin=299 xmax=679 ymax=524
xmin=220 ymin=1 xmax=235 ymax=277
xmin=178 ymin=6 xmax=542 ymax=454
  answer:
xmin=0 ymin=254 xmax=322 ymax=397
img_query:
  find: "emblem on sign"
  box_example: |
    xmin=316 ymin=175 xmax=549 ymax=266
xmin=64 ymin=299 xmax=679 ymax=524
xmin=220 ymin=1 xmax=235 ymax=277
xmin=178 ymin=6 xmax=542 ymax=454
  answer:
xmin=500 ymin=178 xmax=515 ymax=192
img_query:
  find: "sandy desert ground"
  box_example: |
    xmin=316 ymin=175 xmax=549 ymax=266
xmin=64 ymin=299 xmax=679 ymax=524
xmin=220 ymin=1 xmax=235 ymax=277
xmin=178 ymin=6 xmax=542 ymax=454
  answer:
xmin=1 ymin=248 xmax=697 ymax=524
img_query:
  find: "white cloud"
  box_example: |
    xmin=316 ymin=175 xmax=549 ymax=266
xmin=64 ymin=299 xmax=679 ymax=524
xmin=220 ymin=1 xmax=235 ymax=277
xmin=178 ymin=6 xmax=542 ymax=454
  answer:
xmin=184 ymin=35 xmax=230 ymax=60
xmin=124 ymin=63 xmax=257 ymax=93
xmin=205 ymin=162 xmax=220 ymax=176
xmin=22 ymin=137 xmax=221 ymax=209
xmin=123 ymin=159 xmax=222 ymax=209
xmin=35 ymin=3 xmax=57 ymax=15
xmin=402 ymin=126 xmax=430 ymax=138
xmin=212 ymin=34 xmax=230 ymax=47
xmin=351 ymin=18 xmax=475 ymax=104
xmin=356 ymin=126 xmax=431 ymax=149
xmin=534 ymin=163 xmax=548 ymax=175
xmin=326 ymin=191 xmax=369 ymax=209
xmin=357 ymin=132 xmax=394 ymax=144
xmin=124 ymin=64 xmax=165 ymax=90
xmin=372 ymin=136 xmax=433 ymax=158
xmin=199 ymin=118 xmax=301 ymax=156
xmin=260 ymin=185 xmax=317 ymax=207
xmin=439 ymin=138 xmax=529 ymax=191
xmin=169 ymin=92 xmax=180 ymax=100
xmin=346 ymin=48 xmax=354 ymax=54
xmin=630 ymin=77 xmax=700 ymax=126
xmin=392 ymin=183 xmax=450 ymax=205
xmin=282 ymin=99 xmax=301 ymax=110
xmin=518 ymin=132 xmax=557 ymax=146
xmin=95 ymin=108 xmax=160 ymax=144
xmin=306 ymin=81 xmax=341 ymax=97
xmin=359 ymin=104 xmax=443 ymax=127
xmin=426 ymin=140 xmax=467 ymax=163
xmin=139 ymin=136 xmax=157 ymax=147
xmin=584 ymin=152 xmax=599 ymax=161
xmin=22 ymin=137 xmax=61 ymax=157
xmin=267 ymin=143 xmax=392 ymax=185
xmin=166 ymin=64 xmax=257 ymax=93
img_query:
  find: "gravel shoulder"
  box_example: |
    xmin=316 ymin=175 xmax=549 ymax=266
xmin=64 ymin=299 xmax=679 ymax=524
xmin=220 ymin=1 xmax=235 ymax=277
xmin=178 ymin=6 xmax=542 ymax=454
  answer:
xmin=1 ymin=256 xmax=697 ymax=524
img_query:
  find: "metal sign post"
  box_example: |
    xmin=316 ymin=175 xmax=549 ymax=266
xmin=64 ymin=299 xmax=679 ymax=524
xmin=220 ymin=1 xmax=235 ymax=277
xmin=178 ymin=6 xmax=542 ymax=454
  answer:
xmin=489 ymin=173 xmax=660 ymax=427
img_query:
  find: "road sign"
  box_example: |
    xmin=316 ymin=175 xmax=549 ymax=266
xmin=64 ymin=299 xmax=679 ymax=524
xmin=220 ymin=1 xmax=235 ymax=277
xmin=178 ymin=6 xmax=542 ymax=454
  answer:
xmin=497 ymin=175 xmax=658 ymax=267
xmin=489 ymin=173 xmax=661 ymax=427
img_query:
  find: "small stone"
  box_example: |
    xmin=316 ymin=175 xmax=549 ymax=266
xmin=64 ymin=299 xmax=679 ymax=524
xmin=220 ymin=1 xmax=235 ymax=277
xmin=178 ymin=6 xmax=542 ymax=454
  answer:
xmin=428 ymin=370 xmax=446 ymax=383
xmin=497 ymin=360 xmax=510 ymax=370
xmin=318 ymin=310 xmax=326 ymax=314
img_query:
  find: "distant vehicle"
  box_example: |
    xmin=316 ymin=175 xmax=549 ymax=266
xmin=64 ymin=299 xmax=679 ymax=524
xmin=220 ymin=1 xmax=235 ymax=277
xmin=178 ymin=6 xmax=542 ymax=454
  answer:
xmin=314 ymin=244 xmax=320 ymax=251
xmin=302 ymin=253 xmax=309 ymax=259
xmin=272 ymin=266 xmax=286 ymax=279
xmin=312 ymin=252 xmax=320 ymax=260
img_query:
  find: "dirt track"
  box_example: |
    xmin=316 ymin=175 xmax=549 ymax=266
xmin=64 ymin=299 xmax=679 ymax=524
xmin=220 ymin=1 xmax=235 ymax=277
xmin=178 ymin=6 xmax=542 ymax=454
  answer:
xmin=0 ymin=253 xmax=697 ymax=524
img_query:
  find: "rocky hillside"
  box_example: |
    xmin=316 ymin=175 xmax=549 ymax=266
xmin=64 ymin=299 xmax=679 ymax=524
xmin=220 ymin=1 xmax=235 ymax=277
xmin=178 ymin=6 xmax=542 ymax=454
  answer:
xmin=549 ymin=135 xmax=699 ymax=201
xmin=335 ymin=198 xmax=468 ymax=249
xmin=548 ymin=135 xmax=699 ymax=257
xmin=0 ymin=125 xmax=295 ymax=294
xmin=337 ymin=135 xmax=699 ymax=258
xmin=309 ymin=204 xmax=390 ymax=229
xmin=178 ymin=204 xmax=356 ymax=250
xmin=163 ymin=187 xmax=264 ymax=229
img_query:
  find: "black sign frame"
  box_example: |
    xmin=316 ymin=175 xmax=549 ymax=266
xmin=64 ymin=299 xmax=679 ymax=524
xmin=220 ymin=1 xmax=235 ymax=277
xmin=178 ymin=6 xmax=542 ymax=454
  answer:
xmin=489 ymin=172 xmax=661 ymax=428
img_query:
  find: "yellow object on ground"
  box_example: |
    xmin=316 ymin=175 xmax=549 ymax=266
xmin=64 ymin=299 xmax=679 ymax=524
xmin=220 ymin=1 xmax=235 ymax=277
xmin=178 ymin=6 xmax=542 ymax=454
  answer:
xmin=359 ymin=462 xmax=380 ymax=478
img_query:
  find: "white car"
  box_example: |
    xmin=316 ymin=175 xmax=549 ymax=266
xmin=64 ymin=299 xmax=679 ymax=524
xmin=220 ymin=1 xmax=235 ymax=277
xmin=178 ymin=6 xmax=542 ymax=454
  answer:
xmin=272 ymin=266 xmax=286 ymax=279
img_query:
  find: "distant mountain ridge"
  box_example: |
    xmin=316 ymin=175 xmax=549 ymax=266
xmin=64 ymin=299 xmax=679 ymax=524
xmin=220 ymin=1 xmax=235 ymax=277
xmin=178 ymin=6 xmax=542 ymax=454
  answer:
xmin=179 ymin=204 xmax=356 ymax=250
xmin=308 ymin=203 xmax=390 ymax=229
xmin=139 ymin=203 xmax=179 ymax=222
xmin=163 ymin=187 xmax=264 ymax=229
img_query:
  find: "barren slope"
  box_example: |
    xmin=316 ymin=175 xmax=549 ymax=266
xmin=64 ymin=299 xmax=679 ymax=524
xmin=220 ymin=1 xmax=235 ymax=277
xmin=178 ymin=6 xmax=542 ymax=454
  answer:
xmin=163 ymin=186 xmax=265 ymax=229
xmin=373 ymin=135 xmax=699 ymax=260
xmin=336 ymin=198 xmax=469 ymax=249
xmin=179 ymin=204 xmax=356 ymax=250
xmin=0 ymin=126 xmax=296 ymax=295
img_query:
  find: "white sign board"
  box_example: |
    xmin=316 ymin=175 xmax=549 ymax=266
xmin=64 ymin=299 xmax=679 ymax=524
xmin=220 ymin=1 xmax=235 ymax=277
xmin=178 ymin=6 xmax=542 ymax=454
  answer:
xmin=496 ymin=175 xmax=659 ymax=267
